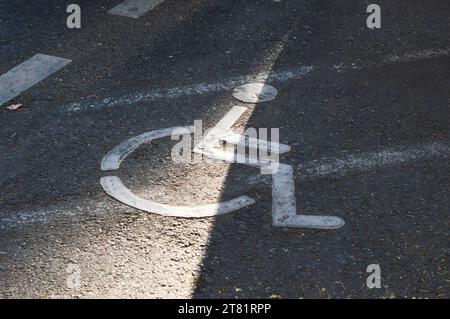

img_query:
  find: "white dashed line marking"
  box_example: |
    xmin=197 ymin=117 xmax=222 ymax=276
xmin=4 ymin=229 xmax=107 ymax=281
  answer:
xmin=108 ymin=0 xmax=165 ymax=18
xmin=0 ymin=54 xmax=71 ymax=106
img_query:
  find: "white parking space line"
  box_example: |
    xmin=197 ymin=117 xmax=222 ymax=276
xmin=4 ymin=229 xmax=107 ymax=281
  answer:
xmin=60 ymin=48 xmax=449 ymax=113
xmin=298 ymin=141 xmax=450 ymax=179
xmin=62 ymin=66 xmax=314 ymax=112
xmin=0 ymin=54 xmax=71 ymax=106
xmin=0 ymin=198 xmax=106 ymax=231
xmin=108 ymin=0 xmax=165 ymax=18
xmin=385 ymin=48 xmax=449 ymax=64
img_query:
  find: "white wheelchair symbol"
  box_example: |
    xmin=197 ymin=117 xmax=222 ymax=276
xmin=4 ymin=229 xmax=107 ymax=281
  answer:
xmin=100 ymin=93 xmax=344 ymax=229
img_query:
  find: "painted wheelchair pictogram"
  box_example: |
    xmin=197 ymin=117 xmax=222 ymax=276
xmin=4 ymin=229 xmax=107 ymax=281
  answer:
xmin=100 ymin=84 xmax=345 ymax=229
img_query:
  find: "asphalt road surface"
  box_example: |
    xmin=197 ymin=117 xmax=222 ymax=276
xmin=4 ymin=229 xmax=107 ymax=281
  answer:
xmin=0 ymin=0 xmax=449 ymax=298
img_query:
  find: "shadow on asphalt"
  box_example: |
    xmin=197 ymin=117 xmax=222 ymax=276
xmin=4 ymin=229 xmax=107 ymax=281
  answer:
xmin=192 ymin=0 xmax=450 ymax=298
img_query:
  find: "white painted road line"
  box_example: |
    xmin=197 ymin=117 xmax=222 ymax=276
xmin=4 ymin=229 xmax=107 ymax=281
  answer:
xmin=384 ymin=48 xmax=449 ymax=64
xmin=60 ymin=47 xmax=449 ymax=113
xmin=0 ymin=54 xmax=71 ymax=106
xmin=297 ymin=141 xmax=450 ymax=179
xmin=0 ymin=198 xmax=107 ymax=230
xmin=62 ymin=66 xmax=314 ymax=112
xmin=108 ymin=0 xmax=165 ymax=18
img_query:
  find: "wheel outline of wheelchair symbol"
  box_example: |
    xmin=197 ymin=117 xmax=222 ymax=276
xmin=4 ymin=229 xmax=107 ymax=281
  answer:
xmin=100 ymin=102 xmax=345 ymax=230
